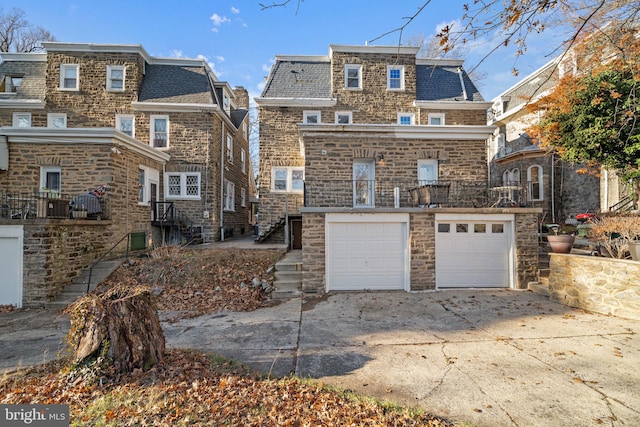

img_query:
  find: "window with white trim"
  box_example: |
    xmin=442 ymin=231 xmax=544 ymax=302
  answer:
xmin=47 ymin=113 xmax=67 ymax=128
xmin=528 ymin=165 xmax=543 ymax=201
xmin=116 ymin=114 xmax=134 ymax=137
xmin=387 ymin=65 xmax=404 ymax=90
xmin=106 ymin=65 xmax=125 ymax=91
xmin=12 ymin=112 xmax=31 ymax=127
xmin=335 ymin=111 xmax=352 ymax=124
xmin=2 ymin=75 xmax=22 ymax=93
xmin=241 ymin=187 xmax=246 ymax=207
xmin=272 ymin=167 xmax=304 ymax=193
xmin=165 ymin=172 xmax=201 ymax=199
xmin=224 ymin=180 xmax=235 ymax=211
xmin=138 ymin=168 xmax=146 ymax=204
xmin=503 ymin=168 xmax=520 ymax=185
xmin=418 ymin=159 xmax=438 ymax=183
xmin=344 ymin=64 xmax=362 ymax=89
xmin=138 ymin=165 xmax=160 ymax=205
xmin=40 ymin=166 xmax=61 ymax=192
xmin=150 ymin=115 xmax=169 ymax=148
xmin=428 ymin=113 xmax=445 ymax=126
xmin=223 ymin=92 xmax=231 ymax=114
xmin=303 ymin=110 xmax=321 ymax=124
xmin=241 ymin=149 xmax=246 ymax=173
xmin=397 ymin=113 xmax=414 ymax=125
xmin=59 ymin=64 xmax=79 ymax=90
xmin=226 ymin=135 xmax=233 ymax=163
xmin=242 ymin=122 xmax=248 ymax=139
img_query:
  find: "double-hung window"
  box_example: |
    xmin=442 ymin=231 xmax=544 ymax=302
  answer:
xmin=165 ymin=172 xmax=200 ymax=199
xmin=12 ymin=112 xmax=31 ymax=128
xmin=107 ymin=65 xmax=125 ymax=91
xmin=344 ymin=64 xmax=362 ymax=89
xmin=40 ymin=166 xmax=62 ymax=193
xmin=272 ymin=167 xmax=304 ymax=193
xmin=48 ymin=113 xmax=67 ymax=128
xmin=387 ymin=65 xmax=404 ymax=90
xmin=2 ymin=75 xmax=22 ymax=93
xmin=224 ymin=180 xmax=235 ymax=211
xmin=528 ymin=165 xmax=543 ymax=201
xmin=226 ymin=135 xmax=233 ymax=163
xmin=60 ymin=64 xmax=79 ymax=90
xmin=150 ymin=115 xmax=169 ymax=148
xmin=116 ymin=114 xmax=135 ymax=137
xmin=241 ymin=149 xmax=246 ymax=173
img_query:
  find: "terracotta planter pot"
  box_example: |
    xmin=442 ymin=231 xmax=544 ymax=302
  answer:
xmin=547 ymin=235 xmax=575 ymax=254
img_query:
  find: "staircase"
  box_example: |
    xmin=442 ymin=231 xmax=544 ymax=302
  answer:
xmin=528 ymin=240 xmax=551 ymax=296
xmin=271 ymin=250 xmax=302 ymax=299
xmin=255 ymin=216 xmax=286 ymax=243
xmin=45 ymin=258 xmax=124 ymax=310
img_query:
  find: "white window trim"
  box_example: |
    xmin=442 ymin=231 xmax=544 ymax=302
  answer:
xmin=417 ymin=159 xmax=439 ymax=183
xmin=137 ymin=166 xmax=159 ymax=206
xmin=303 ymin=110 xmax=321 ymax=124
xmin=335 ymin=111 xmax=353 ymax=124
xmin=165 ymin=172 xmax=201 ymax=200
xmin=106 ymin=65 xmax=126 ymax=91
xmin=241 ymin=149 xmax=246 ymax=174
xmin=527 ymin=165 xmax=544 ymax=201
xmin=12 ymin=112 xmax=31 ymax=127
xmin=241 ymin=187 xmax=247 ymax=207
xmin=387 ymin=65 xmax=405 ymax=91
xmin=150 ymin=115 xmax=169 ymax=149
xmin=224 ymin=180 xmax=235 ymax=211
xmin=242 ymin=122 xmax=248 ymax=139
xmin=116 ymin=114 xmax=135 ymax=138
xmin=344 ymin=64 xmax=362 ymax=90
xmin=428 ymin=113 xmax=445 ymax=126
xmin=3 ymin=75 xmax=21 ymax=93
xmin=59 ymin=64 xmax=79 ymax=90
xmin=40 ymin=166 xmax=61 ymax=192
xmin=353 ymin=159 xmax=375 ymax=207
xmin=47 ymin=113 xmax=67 ymax=128
xmin=271 ymin=167 xmax=305 ymax=193
xmin=226 ymin=134 xmax=234 ymax=163
xmin=397 ymin=113 xmax=415 ymax=125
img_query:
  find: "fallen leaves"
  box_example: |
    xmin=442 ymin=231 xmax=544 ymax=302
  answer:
xmin=0 ymin=349 xmax=453 ymax=426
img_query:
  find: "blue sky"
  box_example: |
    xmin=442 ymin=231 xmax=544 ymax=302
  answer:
xmin=5 ymin=1 xmax=563 ymax=101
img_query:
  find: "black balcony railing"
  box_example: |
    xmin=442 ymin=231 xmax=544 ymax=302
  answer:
xmin=0 ymin=190 xmax=110 ymax=220
xmin=303 ymin=180 xmax=532 ymax=209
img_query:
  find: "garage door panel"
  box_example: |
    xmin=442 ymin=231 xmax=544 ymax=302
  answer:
xmin=0 ymin=226 xmax=23 ymax=307
xmin=436 ymin=219 xmax=511 ymax=288
xmin=327 ymin=217 xmax=408 ymax=291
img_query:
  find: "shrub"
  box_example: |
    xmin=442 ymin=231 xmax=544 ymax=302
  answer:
xmin=589 ymin=215 xmax=640 ymax=258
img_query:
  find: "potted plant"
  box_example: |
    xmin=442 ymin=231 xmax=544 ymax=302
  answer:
xmin=589 ymin=215 xmax=640 ymax=260
xmin=546 ymin=228 xmax=576 ymax=254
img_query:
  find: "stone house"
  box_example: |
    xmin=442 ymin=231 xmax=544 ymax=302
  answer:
xmin=487 ymin=58 xmax=601 ymax=224
xmin=0 ymin=42 xmax=254 ymax=307
xmin=256 ymin=44 xmax=541 ymax=293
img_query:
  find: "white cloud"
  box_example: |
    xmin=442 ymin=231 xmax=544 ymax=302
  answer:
xmin=231 ymin=7 xmax=240 ymax=14
xmin=170 ymin=49 xmax=184 ymax=58
xmin=210 ymin=13 xmax=231 ymax=32
xmin=215 ymin=55 xmax=225 ymax=62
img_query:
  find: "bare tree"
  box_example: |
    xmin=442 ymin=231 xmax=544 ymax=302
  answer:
xmin=0 ymin=7 xmax=55 ymax=53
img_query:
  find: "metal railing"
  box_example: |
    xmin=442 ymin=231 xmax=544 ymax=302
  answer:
xmin=0 ymin=190 xmax=110 ymax=220
xmin=303 ymin=180 xmax=532 ymax=208
xmin=152 ymin=201 xmax=202 ymax=243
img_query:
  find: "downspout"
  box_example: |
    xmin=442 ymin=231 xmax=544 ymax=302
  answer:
xmin=551 ymin=152 xmax=555 ymax=223
xmin=220 ymin=121 xmax=225 ymax=241
xmin=457 ymin=67 xmax=468 ymax=101
xmin=603 ymin=169 xmax=609 ymax=211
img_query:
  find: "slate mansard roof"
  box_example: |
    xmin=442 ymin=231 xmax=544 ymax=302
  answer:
xmin=261 ymin=58 xmax=332 ymax=99
xmin=0 ymin=54 xmax=47 ymax=102
xmin=416 ymin=64 xmax=484 ymax=102
xmin=138 ymin=64 xmax=215 ymax=104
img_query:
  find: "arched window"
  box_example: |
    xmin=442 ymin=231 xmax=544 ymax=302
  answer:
xmin=509 ymin=168 xmax=520 ymax=185
xmin=527 ymin=165 xmax=543 ymax=200
xmin=502 ymin=170 xmax=510 ymax=186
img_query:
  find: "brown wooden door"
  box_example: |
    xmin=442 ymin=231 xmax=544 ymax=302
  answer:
xmin=291 ymin=219 xmax=302 ymax=250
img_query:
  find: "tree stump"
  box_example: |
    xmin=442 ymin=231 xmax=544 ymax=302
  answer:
xmin=67 ymin=285 xmax=165 ymax=373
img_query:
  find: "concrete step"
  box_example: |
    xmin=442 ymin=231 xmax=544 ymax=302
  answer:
xmin=528 ymin=281 xmax=550 ymax=297
xmin=271 ymin=250 xmax=302 ymax=299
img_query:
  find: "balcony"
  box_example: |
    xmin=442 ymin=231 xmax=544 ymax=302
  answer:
xmin=303 ymin=180 xmax=532 ymax=209
xmin=0 ymin=190 xmax=110 ymax=220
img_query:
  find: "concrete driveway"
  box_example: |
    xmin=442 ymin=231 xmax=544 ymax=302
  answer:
xmin=3 ymin=289 xmax=639 ymax=426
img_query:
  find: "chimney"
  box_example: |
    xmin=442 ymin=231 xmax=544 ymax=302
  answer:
xmin=233 ymin=86 xmax=249 ymax=109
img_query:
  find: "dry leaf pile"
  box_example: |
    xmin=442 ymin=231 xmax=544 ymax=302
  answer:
xmin=0 ymin=349 xmax=452 ymax=426
xmin=97 ymin=246 xmax=285 ymax=319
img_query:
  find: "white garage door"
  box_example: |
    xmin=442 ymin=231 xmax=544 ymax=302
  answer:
xmin=0 ymin=226 xmax=24 ymax=307
xmin=436 ymin=214 xmax=513 ymax=288
xmin=326 ymin=213 xmax=409 ymax=291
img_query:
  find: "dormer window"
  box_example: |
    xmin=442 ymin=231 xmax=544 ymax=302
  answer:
xmin=387 ymin=65 xmax=404 ymax=90
xmin=303 ymin=111 xmax=321 ymax=124
xmin=60 ymin=64 xmax=79 ymax=90
xmin=344 ymin=65 xmax=362 ymax=89
xmin=1 ymin=75 xmax=22 ymax=93
xmin=223 ymin=92 xmax=230 ymax=114
xmin=428 ymin=113 xmax=445 ymax=126
xmin=335 ymin=111 xmax=352 ymax=124
xmin=398 ymin=113 xmax=414 ymax=125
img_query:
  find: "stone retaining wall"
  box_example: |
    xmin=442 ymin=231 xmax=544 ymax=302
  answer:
xmin=548 ymin=254 xmax=640 ymax=320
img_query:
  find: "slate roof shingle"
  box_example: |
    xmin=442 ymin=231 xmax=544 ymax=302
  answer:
xmin=0 ymin=60 xmax=46 ymax=101
xmin=416 ymin=65 xmax=484 ymax=102
xmin=138 ymin=64 xmax=215 ymax=104
xmin=260 ymin=60 xmax=331 ymax=99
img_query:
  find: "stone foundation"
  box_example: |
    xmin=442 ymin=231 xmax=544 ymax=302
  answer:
xmin=548 ymin=254 xmax=640 ymax=320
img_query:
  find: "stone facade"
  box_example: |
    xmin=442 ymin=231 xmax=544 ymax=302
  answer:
xmin=548 ymin=254 xmax=640 ymax=320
